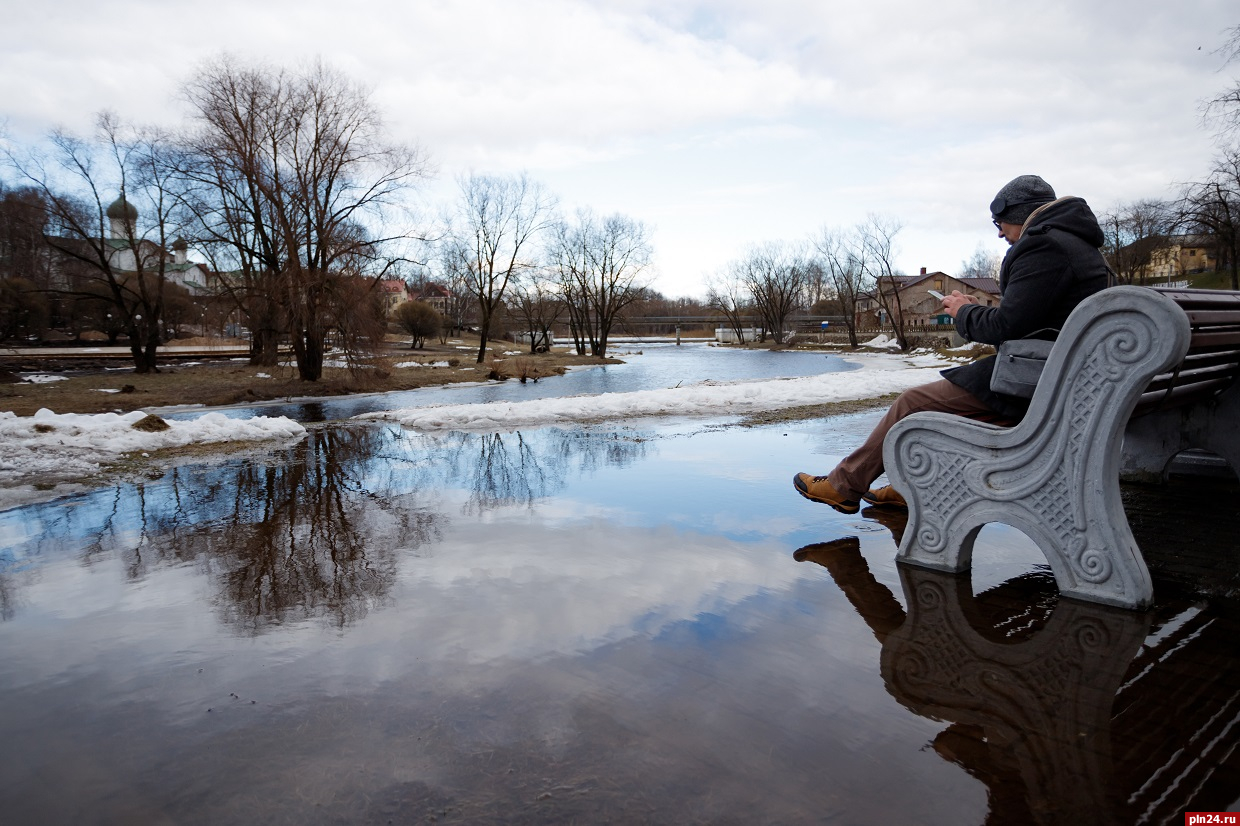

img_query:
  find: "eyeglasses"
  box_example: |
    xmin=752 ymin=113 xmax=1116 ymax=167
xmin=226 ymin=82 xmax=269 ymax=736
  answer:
xmin=992 ymin=219 xmax=1003 ymax=230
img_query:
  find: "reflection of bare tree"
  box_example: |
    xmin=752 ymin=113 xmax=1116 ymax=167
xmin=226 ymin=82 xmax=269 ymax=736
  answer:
xmin=461 ymin=432 xmax=549 ymax=515
xmin=795 ymin=540 xmax=1240 ymax=824
xmin=42 ymin=425 xmax=440 ymax=633
xmin=137 ymin=425 xmax=647 ymax=624
xmin=1 ymin=422 xmax=650 ymax=625
xmin=171 ymin=427 xmax=439 ymax=633
xmin=371 ymin=426 xmax=650 ymax=515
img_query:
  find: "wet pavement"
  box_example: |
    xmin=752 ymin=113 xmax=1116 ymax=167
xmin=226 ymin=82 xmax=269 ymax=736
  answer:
xmin=2 ymin=409 xmax=1240 ymax=824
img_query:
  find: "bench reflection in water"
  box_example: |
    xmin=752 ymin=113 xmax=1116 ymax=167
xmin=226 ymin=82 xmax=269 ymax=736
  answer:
xmin=794 ymin=535 xmax=1240 ymax=824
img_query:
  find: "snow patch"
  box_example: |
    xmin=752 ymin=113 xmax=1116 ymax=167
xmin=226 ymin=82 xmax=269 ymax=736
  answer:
xmin=0 ymin=409 xmax=307 ymax=498
xmin=861 ymin=334 xmax=902 ymax=350
xmin=360 ymin=354 xmax=950 ymax=433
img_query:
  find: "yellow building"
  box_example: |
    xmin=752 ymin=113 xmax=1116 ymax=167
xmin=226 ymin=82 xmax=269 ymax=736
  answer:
xmin=1140 ymin=235 xmax=1217 ymax=282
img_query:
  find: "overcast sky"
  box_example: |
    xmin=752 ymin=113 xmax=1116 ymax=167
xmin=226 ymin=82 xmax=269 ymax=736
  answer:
xmin=1 ymin=0 xmax=1236 ymax=297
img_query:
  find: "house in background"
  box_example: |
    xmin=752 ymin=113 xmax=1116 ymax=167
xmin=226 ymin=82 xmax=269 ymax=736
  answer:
xmin=1139 ymin=235 xmax=1217 ymax=283
xmin=414 ymin=282 xmax=451 ymax=316
xmin=857 ymin=267 xmax=1000 ymax=329
xmin=377 ymin=278 xmax=409 ymax=313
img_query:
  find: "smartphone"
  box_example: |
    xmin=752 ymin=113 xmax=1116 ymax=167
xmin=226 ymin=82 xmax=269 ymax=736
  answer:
xmin=927 ymin=289 xmax=945 ymax=300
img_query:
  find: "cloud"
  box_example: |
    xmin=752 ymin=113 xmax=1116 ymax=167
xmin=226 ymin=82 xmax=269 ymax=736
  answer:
xmin=1 ymin=1 xmax=830 ymax=155
xmin=2 ymin=0 xmax=1235 ymax=295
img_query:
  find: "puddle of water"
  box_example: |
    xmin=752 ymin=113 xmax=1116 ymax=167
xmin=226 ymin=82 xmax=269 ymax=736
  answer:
xmin=2 ymin=418 xmax=1239 ymax=823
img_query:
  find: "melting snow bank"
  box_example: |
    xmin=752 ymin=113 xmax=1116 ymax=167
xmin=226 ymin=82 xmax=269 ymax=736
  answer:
xmin=359 ymin=353 xmax=953 ymax=433
xmin=0 ymin=409 xmax=306 ymax=505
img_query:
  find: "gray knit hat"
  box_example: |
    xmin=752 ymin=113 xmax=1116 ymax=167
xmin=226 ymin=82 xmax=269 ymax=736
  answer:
xmin=990 ymin=175 xmax=1056 ymax=225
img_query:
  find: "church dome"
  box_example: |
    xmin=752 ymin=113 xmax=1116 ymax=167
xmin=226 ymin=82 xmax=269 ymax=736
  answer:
xmin=106 ymin=194 xmax=138 ymax=221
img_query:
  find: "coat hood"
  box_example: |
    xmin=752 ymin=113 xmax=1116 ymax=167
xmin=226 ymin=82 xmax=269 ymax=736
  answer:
xmin=1021 ymin=196 xmax=1105 ymax=248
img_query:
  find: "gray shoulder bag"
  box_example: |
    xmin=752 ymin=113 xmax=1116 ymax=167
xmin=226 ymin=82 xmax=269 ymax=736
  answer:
xmin=989 ymin=329 xmax=1058 ymax=399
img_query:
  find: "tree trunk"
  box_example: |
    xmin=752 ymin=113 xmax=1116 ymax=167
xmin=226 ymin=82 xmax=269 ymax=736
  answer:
xmin=127 ymin=319 xmax=160 ymax=374
xmin=140 ymin=329 xmax=160 ymax=374
xmin=296 ymin=327 xmax=324 ymax=381
xmin=250 ymin=327 xmax=280 ymax=366
xmin=129 ymin=338 xmax=151 ymax=373
xmin=249 ymin=297 xmax=282 ymax=367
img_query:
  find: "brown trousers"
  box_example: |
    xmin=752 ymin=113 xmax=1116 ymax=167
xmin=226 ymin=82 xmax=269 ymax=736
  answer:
xmin=827 ymin=379 xmax=1015 ymax=499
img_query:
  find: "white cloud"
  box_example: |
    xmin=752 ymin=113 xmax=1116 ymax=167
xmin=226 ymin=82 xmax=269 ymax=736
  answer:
xmin=2 ymin=0 xmax=1235 ymax=296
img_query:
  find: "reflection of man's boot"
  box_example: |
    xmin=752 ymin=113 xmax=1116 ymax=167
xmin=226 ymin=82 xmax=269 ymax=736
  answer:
xmin=862 ymin=505 xmax=907 ymax=546
xmin=792 ymin=538 xmax=905 ymax=643
xmin=793 ymin=537 xmax=861 ymax=565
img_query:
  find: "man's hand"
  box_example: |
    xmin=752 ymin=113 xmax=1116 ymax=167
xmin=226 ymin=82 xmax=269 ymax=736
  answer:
xmin=942 ymin=290 xmax=979 ymax=318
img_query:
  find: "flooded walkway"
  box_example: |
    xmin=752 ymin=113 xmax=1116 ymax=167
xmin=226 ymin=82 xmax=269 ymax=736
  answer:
xmin=2 ymin=410 xmax=1239 ymax=823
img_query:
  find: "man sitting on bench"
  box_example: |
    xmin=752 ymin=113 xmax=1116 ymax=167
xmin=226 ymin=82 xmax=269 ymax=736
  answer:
xmin=794 ymin=174 xmax=1112 ymax=513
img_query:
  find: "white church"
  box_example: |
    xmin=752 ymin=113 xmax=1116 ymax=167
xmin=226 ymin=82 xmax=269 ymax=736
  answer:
xmin=102 ymin=194 xmax=215 ymax=295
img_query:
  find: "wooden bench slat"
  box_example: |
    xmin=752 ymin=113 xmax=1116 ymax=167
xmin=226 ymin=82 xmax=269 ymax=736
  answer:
xmin=1154 ymin=288 xmax=1240 ymax=308
xmin=1134 ymin=378 xmax=1237 ymax=415
xmin=1189 ymin=330 xmax=1240 ymax=349
xmin=1145 ymin=363 xmax=1240 ymax=393
xmin=1177 ymin=350 xmax=1240 ymax=369
xmin=1184 ymin=310 xmax=1240 ymax=325
xmin=1131 ymin=287 xmax=1240 ymax=416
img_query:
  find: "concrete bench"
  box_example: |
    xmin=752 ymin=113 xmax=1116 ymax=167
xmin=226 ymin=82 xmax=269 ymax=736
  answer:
xmin=883 ymin=285 xmax=1240 ymax=609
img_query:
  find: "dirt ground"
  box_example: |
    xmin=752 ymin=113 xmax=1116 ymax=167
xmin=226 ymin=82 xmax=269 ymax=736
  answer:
xmin=0 ymin=336 xmax=620 ymax=417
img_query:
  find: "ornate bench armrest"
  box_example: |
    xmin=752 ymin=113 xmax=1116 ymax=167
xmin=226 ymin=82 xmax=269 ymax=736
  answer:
xmin=882 ymin=286 xmax=1191 ymax=609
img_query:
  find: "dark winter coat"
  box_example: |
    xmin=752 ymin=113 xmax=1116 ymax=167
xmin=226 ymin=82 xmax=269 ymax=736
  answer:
xmin=941 ymin=196 xmax=1111 ymax=419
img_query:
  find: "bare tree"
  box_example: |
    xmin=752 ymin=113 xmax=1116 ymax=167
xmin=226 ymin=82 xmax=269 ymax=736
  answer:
xmin=856 ymin=215 xmax=910 ymax=349
xmin=444 ymin=173 xmax=555 ymax=363
xmin=550 ymin=209 xmax=653 ymax=358
xmin=1202 ymin=24 xmax=1240 ymax=140
xmin=509 ymin=268 xmax=564 ymax=353
xmin=0 ymin=186 xmax=52 ymax=284
xmin=550 ymin=213 xmax=590 ymax=355
xmin=705 ymin=267 xmax=753 ymax=345
xmin=4 ymin=112 xmax=182 ymax=372
xmin=0 ymin=276 xmax=48 ymax=341
xmin=813 ymin=227 xmax=869 ymax=347
xmin=178 ymin=59 xmax=294 ymax=366
xmin=425 ymin=257 xmax=475 ymax=338
xmin=800 ymin=253 xmax=830 ymax=309
xmin=1178 ymin=149 xmax=1240 ymax=289
xmin=180 ymin=56 xmax=430 ymax=379
xmin=958 ymin=242 xmax=1001 ymax=280
xmin=732 ymin=241 xmax=807 ymax=344
xmin=1099 ymin=200 xmax=1172 ymax=284
xmin=0 ymin=185 xmax=53 ymax=339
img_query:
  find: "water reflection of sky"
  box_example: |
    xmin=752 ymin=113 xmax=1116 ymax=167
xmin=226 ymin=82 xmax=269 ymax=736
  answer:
xmin=4 ymin=405 xmax=1240 ymax=822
